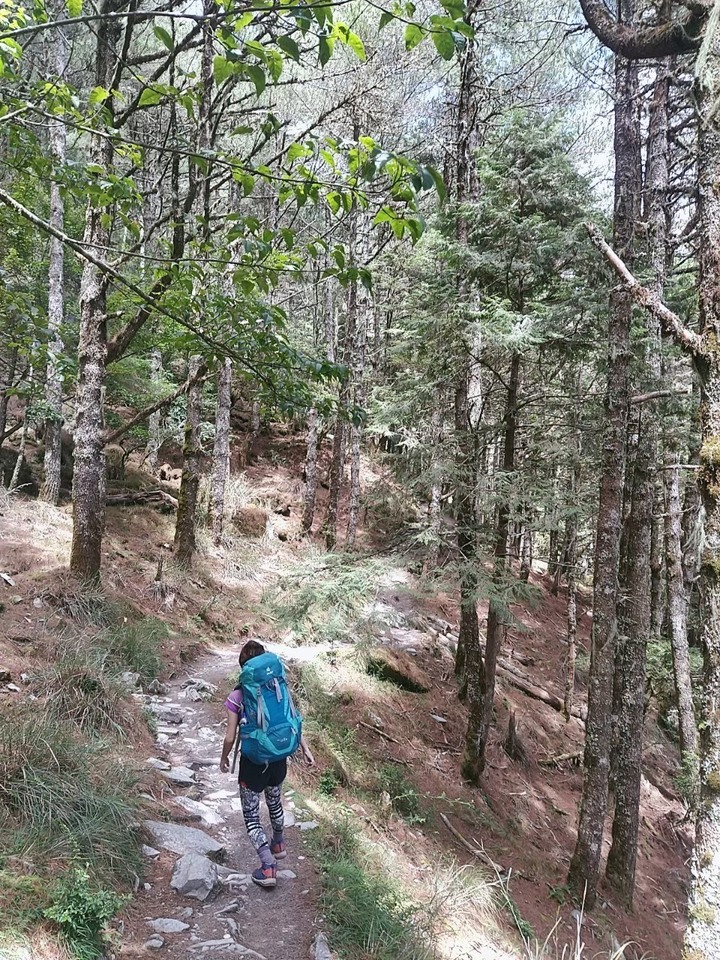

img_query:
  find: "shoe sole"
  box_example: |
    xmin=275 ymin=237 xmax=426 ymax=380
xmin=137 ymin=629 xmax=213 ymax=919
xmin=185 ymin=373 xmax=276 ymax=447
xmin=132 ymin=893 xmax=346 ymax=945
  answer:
xmin=252 ymin=876 xmax=277 ymax=889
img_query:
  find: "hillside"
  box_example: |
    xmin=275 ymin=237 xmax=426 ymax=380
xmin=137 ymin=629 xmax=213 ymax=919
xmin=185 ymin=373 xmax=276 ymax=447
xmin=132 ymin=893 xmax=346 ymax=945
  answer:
xmin=0 ymin=432 xmax=691 ymax=960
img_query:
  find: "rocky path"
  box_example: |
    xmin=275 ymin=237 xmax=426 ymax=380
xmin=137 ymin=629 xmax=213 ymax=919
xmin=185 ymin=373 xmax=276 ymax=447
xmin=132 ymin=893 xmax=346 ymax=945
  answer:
xmin=119 ymin=646 xmax=328 ymax=960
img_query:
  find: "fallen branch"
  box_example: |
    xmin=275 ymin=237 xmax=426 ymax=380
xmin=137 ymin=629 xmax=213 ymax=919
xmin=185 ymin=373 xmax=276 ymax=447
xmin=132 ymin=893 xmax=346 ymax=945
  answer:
xmin=538 ymin=751 xmax=582 ymax=767
xmin=440 ymin=813 xmax=506 ymax=873
xmin=357 ymin=720 xmax=401 ymax=744
xmin=496 ymin=659 xmax=586 ymax=723
xmin=106 ymin=489 xmax=178 ymax=509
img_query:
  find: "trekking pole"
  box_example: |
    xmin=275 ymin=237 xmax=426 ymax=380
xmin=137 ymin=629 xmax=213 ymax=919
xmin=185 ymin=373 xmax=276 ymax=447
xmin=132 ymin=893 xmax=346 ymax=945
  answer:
xmin=230 ymin=725 xmax=241 ymax=774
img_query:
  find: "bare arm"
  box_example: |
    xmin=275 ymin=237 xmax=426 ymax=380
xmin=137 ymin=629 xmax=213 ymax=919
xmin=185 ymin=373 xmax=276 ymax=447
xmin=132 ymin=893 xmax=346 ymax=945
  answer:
xmin=300 ymin=734 xmax=315 ymax=767
xmin=220 ymin=709 xmax=239 ymax=773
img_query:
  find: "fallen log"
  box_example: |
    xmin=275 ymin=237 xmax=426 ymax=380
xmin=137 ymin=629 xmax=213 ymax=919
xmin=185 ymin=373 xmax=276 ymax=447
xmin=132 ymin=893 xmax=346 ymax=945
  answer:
xmin=538 ymin=751 xmax=582 ymax=767
xmin=106 ymin=489 xmax=179 ymax=509
xmin=496 ymin=659 xmax=586 ymax=723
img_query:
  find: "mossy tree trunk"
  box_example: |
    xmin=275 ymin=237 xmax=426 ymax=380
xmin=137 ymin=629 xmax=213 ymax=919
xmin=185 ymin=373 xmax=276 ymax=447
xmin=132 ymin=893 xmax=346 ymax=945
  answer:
xmin=174 ymin=356 xmax=206 ymax=567
xmin=568 ymin=37 xmax=639 ymax=906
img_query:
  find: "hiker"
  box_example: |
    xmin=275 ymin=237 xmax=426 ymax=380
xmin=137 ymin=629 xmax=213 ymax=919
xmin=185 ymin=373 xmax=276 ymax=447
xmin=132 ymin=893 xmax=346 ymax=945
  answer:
xmin=220 ymin=639 xmax=315 ymax=889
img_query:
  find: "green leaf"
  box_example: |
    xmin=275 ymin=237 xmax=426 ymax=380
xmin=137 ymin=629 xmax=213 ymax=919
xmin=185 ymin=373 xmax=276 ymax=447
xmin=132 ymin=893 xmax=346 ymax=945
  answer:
xmin=379 ymin=10 xmax=394 ymax=29
xmin=245 ymin=64 xmax=266 ymax=95
xmin=153 ymin=25 xmax=174 ymax=51
xmin=138 ymin=87 xmax=163 ymax=107
xmin=213 ymin=55 xmax=233 ymax=85
xmin=404 ymin=23 xmax=424 ymax=49
xmin=432 ymin=28 xmax=455 ymax=60
xmin=277 ymin=34 xmax=300 ymax=63
xmin=89 ymin=86 xmax=110 ymax=106
xmin=344 ymin=28 xmax=366 ymax=61
xmin=66 ymin=0 xmax=81 ymax=16
xmin=318 ymin=35 xmax=334 ymax=67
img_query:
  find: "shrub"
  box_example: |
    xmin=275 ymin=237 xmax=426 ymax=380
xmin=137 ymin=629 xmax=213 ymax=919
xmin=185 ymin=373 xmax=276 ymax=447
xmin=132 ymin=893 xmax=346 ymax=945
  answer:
xmin=377 ymin=764 xmax=426 ymax=824
xmin=44 ymin=865 xmax=126 ymax=960
xmin=264 ymin=551 xmax=390 ymax=645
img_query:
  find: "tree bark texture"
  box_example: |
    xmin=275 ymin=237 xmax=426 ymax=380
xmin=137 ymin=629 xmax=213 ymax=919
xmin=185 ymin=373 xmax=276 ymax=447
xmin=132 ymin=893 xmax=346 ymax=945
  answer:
xmin=0 ymin=345 xmax=18 ymax=451
xmin=211 ymin=358 xmax=232 ymax=545
xmin=69 ymin=4 xmax=121 ymax=581
xmin=684 ymin=27 xmax=720 ymax=953
xmin=301 ymin=407 xmax=319 ymax=534
xmin=568 ymin=44 xmax=639 ymax=907
xmin=174 ymin=356 xmax=205 ymax=566
xmin=665 ymin=462 xmax=699 ymax=766
xmin=146 ymin=349 xmax=163 ymax=474
xmin=605 ymin=406 xmax=654 ymax=905
xmin=477 ymin=351 xmax=520 ymax=775
xmin=40 ymin=11 xmax=70 ymax=506
xmin=427 ymin=399 xmax=444 ymax=571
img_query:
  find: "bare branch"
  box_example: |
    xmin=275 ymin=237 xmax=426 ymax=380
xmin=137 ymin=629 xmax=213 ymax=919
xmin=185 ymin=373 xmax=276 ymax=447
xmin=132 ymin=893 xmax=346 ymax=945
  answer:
xmin=585 ymin=222 xmax=702 ymax=355
xmin=578 ymin=0 xmax=709 ymax=59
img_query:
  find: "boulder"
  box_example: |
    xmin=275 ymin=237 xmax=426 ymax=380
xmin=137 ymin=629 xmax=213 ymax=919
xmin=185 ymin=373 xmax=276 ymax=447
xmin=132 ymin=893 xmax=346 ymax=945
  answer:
xmin=170 ymin=853 xmax=218 ymax=901
xmin=144 ymin=821 xmax=225 ymax=861
xmin=232 ymin=506 xmax=268 ymax=538
xmin=366 ymin=647 xmax=432 ymax=693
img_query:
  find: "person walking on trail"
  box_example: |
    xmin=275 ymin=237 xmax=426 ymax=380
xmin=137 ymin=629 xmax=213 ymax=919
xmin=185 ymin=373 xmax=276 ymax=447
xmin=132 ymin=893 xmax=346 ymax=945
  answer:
xmin=220 ymin=639 xmax=315 ymax=889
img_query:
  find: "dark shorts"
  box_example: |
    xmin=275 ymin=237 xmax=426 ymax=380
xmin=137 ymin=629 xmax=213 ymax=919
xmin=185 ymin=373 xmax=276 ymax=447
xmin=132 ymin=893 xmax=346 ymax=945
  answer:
xmin=238 ymin=755 xmax=287 ymax=792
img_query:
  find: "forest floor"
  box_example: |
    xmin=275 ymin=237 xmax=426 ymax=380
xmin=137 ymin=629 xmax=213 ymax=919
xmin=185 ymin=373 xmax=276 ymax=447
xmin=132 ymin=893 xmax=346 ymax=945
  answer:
xmin=0 ymin=429 xmax=694 ymax=960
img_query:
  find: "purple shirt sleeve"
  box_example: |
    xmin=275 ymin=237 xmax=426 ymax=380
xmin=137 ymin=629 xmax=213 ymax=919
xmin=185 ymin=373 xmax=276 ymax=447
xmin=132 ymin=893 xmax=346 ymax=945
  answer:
xmin=225 ymin=689 xmax=243 ymax=715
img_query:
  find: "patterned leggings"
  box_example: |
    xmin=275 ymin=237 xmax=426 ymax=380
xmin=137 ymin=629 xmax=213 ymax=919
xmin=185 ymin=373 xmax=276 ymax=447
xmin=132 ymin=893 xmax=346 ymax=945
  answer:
xmin=239 ymin=784 xmax=284 ymax=851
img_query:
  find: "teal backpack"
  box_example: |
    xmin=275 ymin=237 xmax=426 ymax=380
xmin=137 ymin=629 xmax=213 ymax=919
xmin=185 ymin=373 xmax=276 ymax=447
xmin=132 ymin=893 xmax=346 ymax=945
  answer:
xmin=237 ymin=651 xmax=302 ymax=765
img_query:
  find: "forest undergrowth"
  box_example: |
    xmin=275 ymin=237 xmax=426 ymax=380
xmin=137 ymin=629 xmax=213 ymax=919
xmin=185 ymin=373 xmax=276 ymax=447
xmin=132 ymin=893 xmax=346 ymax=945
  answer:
xmin=0 ymin=446 xmax=691 ymax=960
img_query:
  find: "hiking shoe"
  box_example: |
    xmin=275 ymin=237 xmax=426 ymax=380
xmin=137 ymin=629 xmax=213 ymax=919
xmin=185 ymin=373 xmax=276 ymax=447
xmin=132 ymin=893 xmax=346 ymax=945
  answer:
xmin=270 ymin=838 xmax=287 ymax=860
xmin=252 ymin=865 xmax=277 ymax=889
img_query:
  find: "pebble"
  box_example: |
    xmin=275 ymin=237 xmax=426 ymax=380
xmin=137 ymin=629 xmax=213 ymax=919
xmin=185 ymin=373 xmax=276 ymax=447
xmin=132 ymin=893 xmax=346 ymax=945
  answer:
xmin=145 ymin=936 xmax=165 ymax=950
xmin=146 ymin=757 xmax=171 ymax=771
xmin=142 ymin=845 xmax=160 ymax=859
xmin=278 ymin=869 xmax=296 ymax=880
xmin=298 ymin=821 xmax=319 ymax=831
xmin=32 ymin=597 xmax=43 ymax=608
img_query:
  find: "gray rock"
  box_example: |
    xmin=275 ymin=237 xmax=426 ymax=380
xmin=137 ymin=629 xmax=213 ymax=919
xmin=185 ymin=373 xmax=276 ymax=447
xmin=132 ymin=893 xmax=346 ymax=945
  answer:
xmin=147 ymin=757 xmax=171 ymax=771
xmin=146 ymin=679 xmax=171 ymax=695
xmin=298 ymin=820 xmax=319 ymax=831
xmin=145 ymin=936 xmax=165 ymax=950
xmin=149 ymin=918 xmax=190 ymax=934
xmin=170 ymin=853 xmax=218 ymax=901
xmin=161 ymin=766 xmax=196 ymax=787
xmin=311 ymin=933 xmax=335 ymax=960
xmin=188 ymin=941 xmax=266 ymax=957
xmin=144 ymin=820 xmax=225 ymax=860
xmin=178 ymin=907 xmax=194 ymax=919
xmin=142 ymin=845 xmax=161 ymax=859
xmin=173 ymin=796 xmax=224 ymax=826
xmin=277 ymin=869 xmax=296 ymax=880
xmin=121 ymin=671 xmax=141 ymax=688
xmin=215 ymin=901 xmax=240 ymax=916
xmin=156 ymin=725 xmax=180 ymax=737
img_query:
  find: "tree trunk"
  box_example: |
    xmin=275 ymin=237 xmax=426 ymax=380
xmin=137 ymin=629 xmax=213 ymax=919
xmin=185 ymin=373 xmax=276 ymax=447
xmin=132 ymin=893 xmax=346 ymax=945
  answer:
xmin=605 ymin=406 xmax=654 ymax=905
xmin=427 ymin=399 xmax=444 ymax=571
xmin=520 ymin=525 xmax=532 ymax=583
xmin=665 ymin=461 xmax=699 ymax=767
xmin=683 ymin=35 xmax=720 ymax=953
xmin=40 ymin=13 xmax=70 ymax=506
xmin=146 ymin=349 xmax=163 ymax=474
xmin=211 ymin=358 xmax=232 ymax=545
xmin=475 ymin=351 xmax=520 ymax=775
xmin=174 ymin=356 xmax=205 ymax=566
xmin=568 ymin=44 xmax=639 ymax=907
xmin=0 ymin=345 xmax=18 ymax=451
xmin=564 ymin=512 xmax=579 ymax=722
xmin=69 ymin=5 xmax=121 ymax=581
xmin=301 ymin=407 xmax=319 ymax=534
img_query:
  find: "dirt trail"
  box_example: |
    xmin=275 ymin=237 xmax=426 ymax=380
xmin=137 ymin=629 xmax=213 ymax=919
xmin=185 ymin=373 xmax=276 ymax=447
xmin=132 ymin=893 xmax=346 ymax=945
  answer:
xmin=120 ymin=645 xmax=324 ymax=960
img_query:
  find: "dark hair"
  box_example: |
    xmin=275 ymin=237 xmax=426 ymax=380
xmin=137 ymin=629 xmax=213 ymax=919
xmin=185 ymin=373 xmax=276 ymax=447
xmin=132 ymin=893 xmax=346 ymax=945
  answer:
xmin=239 ymin=639 xmax=266 ymax=666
